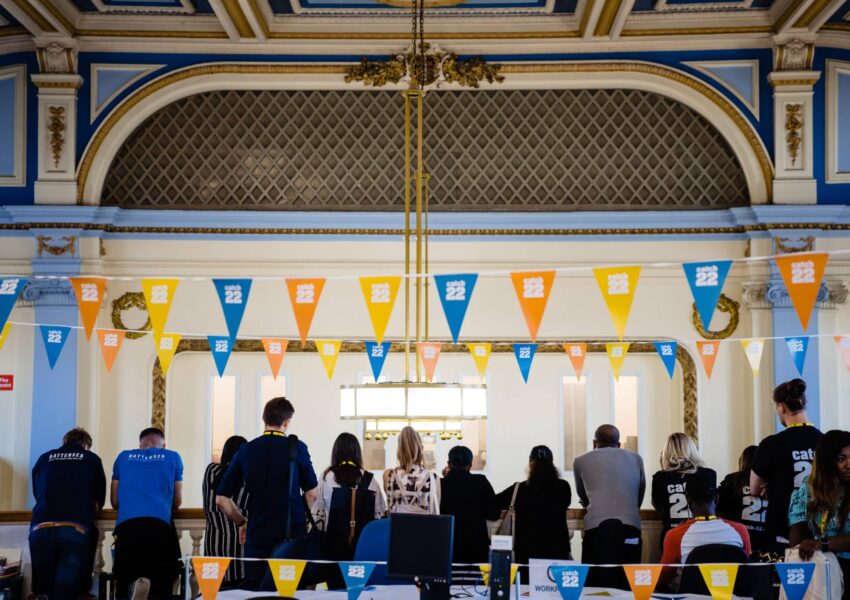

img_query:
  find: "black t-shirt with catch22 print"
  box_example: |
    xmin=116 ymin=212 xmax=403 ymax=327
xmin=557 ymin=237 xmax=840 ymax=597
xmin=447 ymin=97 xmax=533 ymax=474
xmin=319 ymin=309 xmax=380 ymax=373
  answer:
xmin=717 ymin=472 xmax=771 ymax=553
xmin=752 ymin=424 xmax=822 ymax=545
xmin=651 ymin=466 xmax=717 ymax=536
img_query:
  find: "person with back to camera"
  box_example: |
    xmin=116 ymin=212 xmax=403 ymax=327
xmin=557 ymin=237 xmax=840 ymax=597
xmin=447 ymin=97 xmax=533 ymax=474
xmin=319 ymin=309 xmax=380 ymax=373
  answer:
xmin=496 ymin=445 xmax=571 ymax=579
xmin=751 ymin=379 xmax=822 ymax=554
xmin=718 ymin=445 xmax=771 ymax=554
xmin=788 ymin=430 xmax=850 ymax=597
xmin=652 ymin=432 xmax=717 ymax=542
xmin=383 ymin=426 xmax=440 ymax=514
xmin=202 ymin=435 xmax=249 ymax=589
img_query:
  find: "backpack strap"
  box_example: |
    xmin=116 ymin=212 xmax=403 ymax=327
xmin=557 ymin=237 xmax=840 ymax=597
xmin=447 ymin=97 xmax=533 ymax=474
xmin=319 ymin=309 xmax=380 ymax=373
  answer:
xmin=347 ymin=471 xmax=374 ymax=547
xmin=286 ymin=434 xmax=299 ymax=541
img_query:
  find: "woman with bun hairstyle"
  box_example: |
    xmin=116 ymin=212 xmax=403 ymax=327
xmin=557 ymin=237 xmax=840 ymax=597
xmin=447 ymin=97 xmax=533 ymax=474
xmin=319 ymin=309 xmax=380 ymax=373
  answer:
xmin=750 ymin=379 xmax=822 ymax=552
xmin=496 ymin=445 xmax=572 ymax=569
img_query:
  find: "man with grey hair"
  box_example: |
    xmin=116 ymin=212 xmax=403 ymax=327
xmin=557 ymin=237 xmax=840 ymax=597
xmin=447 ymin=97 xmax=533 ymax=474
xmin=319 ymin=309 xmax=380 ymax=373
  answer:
xmin=573 ymin=424 xmax=645 ymax=588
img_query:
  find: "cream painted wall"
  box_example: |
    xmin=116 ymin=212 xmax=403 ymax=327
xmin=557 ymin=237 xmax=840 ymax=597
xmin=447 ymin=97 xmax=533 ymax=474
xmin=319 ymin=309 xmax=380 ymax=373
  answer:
xmin=0 ymin=235 xmax=848 ymax=510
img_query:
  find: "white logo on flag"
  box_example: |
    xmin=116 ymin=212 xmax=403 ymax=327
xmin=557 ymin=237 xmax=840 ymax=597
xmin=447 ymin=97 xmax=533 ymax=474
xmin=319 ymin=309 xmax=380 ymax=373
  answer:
xmin=370 ymin=283 xmax=390 ymax=303
xmin=694 ymin=265 xmax=719 ymax=287
xmin=445 ymin=280 xmax=466 ymax=301
xmin=791 ymin=260 xmax=815 ymax=285
xmin=474 ymin=345 xmax=487 ymax=357
xmin=278 ymin=565 xmax=296 ymax=581
xmin=634 ymin=569 xmax=652 ymax=586
xmin=560 ymin=571 xmax=579 ymax=587
xmin=788 ymin=339 xmax=804 ymax=353
xmin=201 ymin=562 xmax=220 ymax=579
xmin=710 ymin=570 xmax=729 ymax=587
xmin=81 ymin=283 xmax=99 ymax=302
xmin=150 ymin=285 xmax=169 ymax=304
xmin=522 ymin=277 xmax=544 ymax=299
xmin=323 ymin=344 xmax=336 ymax=356
xmin=103 ymin=333 xmax=119 ymax=347
xmin=607 ymin=273 xmax=629 ymax=295
xmin=569 ymin=346 xmax=582 ymax=357
xmin=347 ymin=565 xmax=366 ymax=579
xmin=660 ymin=344 xmax=673 ymax=356
xmin=611 ymin=346 xmax=623 ymax=358
xmin=423 ymin=346 xmax=436 ymax=359
xmin=295 ymin=283 xmax=314 ymax=304
xmin=223 ymin=284 xmax=242 ymax=304
xmin=269 ymin=342 xmax=282 ymax=355
xmin=159 ymin=337 xmax=174 ymax=351
xmin=519 ymin=347 xmax=531 ymax=359
xmin=47 ymin=329 xmax=62 ymax=344
xmin=701 ymin=344 xmax=715 ymax=356
xmin=0 ymin=279 xmax=19 ymax=295
xmin=215 ymin=339 xmax=229 ymax=353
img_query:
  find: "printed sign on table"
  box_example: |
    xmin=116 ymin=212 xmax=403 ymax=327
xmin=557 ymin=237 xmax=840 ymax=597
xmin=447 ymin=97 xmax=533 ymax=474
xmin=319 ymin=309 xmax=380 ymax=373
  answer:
xmin=606 ymin=342 xmax=630 ymax=381
xmin=317 ymin=340 xmax=342 ymax=379
xmin=654 ymin=341 xmax=678 ymax=379
xmin=365 ymin=341 xmax=391 ymax=382
xmin=97 ymin=329 xmax=126 ymax=373
xmin=360 ymin=276 xmax=401 ymax=344
xmin=682 ymin=260 xmax=733 ymax=330
xmin=775 ymin=253 xmax=828 ymax=331
xmin=433 ymin=273 xmax=478 ymax=343
xmin=262 ymin=338 xmax=289 ymax=379
xmin=0 ymin=277 xmax=27 ymax=333
xmin=192 ymin=558 xmax=230 ymax=600
xmin=285 ymin=278 xmax=326 ymax=344
xmin=563 ymin=343 xmax=586 ymax=380
xmin=510 ymin=271 xmax=555 ymax=342
xmin=213 ymin=278 xmax=252 ymax=340
xmin=40 ymin=325 xmax=71 ymax=369
xmin=141 ymin=278 xmax=179 ymax=336
xmin=741 ymin=339 xmax=765 ymax=376
xmin=70 ymin=277 xmax=107 ymax=340
xmin=593 ymin=266 xmax=641 ymax=340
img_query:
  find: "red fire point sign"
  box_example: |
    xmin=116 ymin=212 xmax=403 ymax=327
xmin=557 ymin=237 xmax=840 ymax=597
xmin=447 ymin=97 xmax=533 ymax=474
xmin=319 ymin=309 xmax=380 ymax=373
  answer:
xmin=0 ymin=375 xmax=13 ymax=391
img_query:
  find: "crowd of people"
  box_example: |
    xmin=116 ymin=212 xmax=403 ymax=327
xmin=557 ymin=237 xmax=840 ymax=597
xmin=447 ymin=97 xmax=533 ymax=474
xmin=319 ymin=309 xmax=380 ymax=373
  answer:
xmin=26 ymin=378 xmax=850 ymax=599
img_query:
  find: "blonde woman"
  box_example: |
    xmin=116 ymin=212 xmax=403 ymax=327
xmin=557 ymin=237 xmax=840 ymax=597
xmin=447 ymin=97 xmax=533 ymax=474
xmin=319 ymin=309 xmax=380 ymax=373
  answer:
xmin=651 ymin=432 xmax=716 ymax=539
xmin=383 ymin=426 xmax=440 ymax=514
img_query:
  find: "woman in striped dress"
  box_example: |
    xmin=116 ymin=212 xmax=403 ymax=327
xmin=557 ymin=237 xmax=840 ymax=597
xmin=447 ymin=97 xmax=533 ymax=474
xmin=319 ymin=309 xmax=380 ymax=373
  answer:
xmin=202 ymin=435 xmax=249 ymax=588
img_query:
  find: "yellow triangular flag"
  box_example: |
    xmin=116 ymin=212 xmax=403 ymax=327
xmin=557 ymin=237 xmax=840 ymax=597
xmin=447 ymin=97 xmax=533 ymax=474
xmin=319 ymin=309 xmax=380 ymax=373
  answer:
xmin=698 ymin=564 xmax=738 ymax=600
xmin=141 ymin=278 xmax=180 ymax=336
xmin=479 ymin=564 xmax=519 ymax=586
xmin=154 ymin=332 xmax=181 ymax=375
xmin=593 ymin=266 xmax=641 ymax=340
xmin=316 ymin=339 xmax=342 ymax=379
xmin=741 ymin=339 xmax=765 ymax=375
xmin=0 ymin=323 xmax=10 ymax=350
xmin=467 ymin=343 xmax=491 ymax=379
xmin=359 ymin=276 xmax=401 ymax=344
xmin=268 ymin=559 xmax=306 ymax=597
xmin=606 ymin=342 xmax=630 ymax=381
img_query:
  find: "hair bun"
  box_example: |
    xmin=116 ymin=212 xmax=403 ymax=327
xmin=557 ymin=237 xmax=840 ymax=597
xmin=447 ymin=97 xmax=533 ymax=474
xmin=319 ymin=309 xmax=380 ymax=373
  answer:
xmin=790 ymin=378 xmax=807 ymax=395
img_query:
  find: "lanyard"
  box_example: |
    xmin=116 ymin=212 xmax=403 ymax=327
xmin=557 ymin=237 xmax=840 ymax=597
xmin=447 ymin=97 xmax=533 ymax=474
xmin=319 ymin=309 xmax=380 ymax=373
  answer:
xmin=786 ymin=422 xmax=814 ymax=428
xmin=694 ymin=516 xmax=717 ymax=521
xmin=263 ymin=430 xmax=285 ymax=437
xmin=339 ymin=461 xmax=357 ymax=467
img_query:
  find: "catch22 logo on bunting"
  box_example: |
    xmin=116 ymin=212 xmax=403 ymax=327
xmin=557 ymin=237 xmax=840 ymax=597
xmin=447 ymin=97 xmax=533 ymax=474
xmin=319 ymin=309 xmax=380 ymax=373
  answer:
xmin=682 ymin=260 xmax=732 ymax=330
xmin=433 ymin=273 xmax=477 ymax=343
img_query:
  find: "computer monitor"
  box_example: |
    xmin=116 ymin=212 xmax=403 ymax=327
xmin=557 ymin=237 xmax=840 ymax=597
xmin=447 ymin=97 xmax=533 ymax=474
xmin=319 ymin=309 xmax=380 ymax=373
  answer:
xmin=387 ymin=513 xmax=454 ymax=600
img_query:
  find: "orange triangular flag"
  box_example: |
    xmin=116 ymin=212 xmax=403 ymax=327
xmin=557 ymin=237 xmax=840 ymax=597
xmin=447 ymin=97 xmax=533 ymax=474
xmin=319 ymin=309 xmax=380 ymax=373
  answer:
xmin=96 ymin=329 xmax=125 ymax=373
xmin=70 ymin=277 xmax=107 ymax=340
xmin=775 ymin=252 xmax=828 ymax=331
xmin=836 ymin=336 xmax=850 ymax=371
xmin=563 ymin=343 xmax=587 ymax=379
xmin=624 ymin=565 xmax=662 ymax=600
xmin=262 ymin=338 xmax=289 ymax=379
xmin=192 ymin=557 xmax=230 ymax=600
xmin=417 ymin=342 xmax=442 ymax=383
xmin=285 ymin=278 xmax=326 ymax=344
xmin=510 ymin=271 xmax=556 ymax=342
xmin=696 ymin=340 xmax=720 ymax=378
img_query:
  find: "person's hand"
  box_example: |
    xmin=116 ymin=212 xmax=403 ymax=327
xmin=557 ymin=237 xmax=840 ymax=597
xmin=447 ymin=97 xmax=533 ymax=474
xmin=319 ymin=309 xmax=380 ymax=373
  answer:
xmin=442 ymin=465 xmax=450 ymax=477
xmin=797 ymin=539 xmax=820 ymax=560
xmin=239 ymin=522 xmax=247 ymax=545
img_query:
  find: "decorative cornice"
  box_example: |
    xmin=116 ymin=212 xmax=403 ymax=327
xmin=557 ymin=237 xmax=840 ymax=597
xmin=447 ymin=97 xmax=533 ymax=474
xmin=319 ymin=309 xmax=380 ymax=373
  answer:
xmin=20 ymin=278 xmax=76 ymax=307
xmin=742 ymin=281 xmax=846 ymax=310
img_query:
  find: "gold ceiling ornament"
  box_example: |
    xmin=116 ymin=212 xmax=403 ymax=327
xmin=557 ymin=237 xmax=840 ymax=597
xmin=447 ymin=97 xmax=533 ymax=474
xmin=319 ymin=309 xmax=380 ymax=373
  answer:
xmin=344 ymin=43 xmax=504 ymax=89
xmin=111 ymin=291 xmax=152 ymax=340
xmin=691 ymin=293 xmax=740 ymax=340
xmin=785 ymin=103 xmax=803 ymax=167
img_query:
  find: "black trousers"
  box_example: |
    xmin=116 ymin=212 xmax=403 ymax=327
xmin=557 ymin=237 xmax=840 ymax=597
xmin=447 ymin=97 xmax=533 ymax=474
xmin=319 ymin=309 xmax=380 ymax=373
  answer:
xmin=582 ymin=520 xmax=642 ymax=590
xmin=113 ymin=518 xmax=181 ymax=600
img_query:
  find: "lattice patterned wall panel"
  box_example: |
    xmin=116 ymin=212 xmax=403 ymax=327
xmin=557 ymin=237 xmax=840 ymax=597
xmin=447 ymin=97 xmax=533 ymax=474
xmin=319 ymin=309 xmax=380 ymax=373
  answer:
xmin=102 ymin=89 xmax=749 ymax=211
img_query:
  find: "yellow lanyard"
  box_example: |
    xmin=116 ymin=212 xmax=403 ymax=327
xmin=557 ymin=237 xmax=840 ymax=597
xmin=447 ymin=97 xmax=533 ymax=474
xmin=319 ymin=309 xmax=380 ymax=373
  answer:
xmin=263 ymin=430 xmax=285 ymax=437
xmin=786 ymin=422 xmax=814 ymax=428
xmin=694 ymin=516 xmax=717 ymax=521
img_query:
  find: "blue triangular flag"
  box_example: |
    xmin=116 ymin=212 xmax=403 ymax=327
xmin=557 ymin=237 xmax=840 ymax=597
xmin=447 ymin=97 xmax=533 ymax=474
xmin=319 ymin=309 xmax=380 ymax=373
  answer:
xmin=654 ymin=341 xmax=678 ymax=379
xmin=785 ymin=336 xmax=809 ymax=377
xmin=682 ymin=260 xmax=733 ymax=330
xmin=551 ymin=565 xmax=589 ymax=600
xmin=364 ymin=341 xmax=391 ymax=382
xmin=0 ymin=277 xmax=27 ymax=331
xmin=433 ymin=273 xmax=478 ymax=343
xmin=212 ymin=278 xmax=252 ymax=340
xmin=339 ymin=562 xmax=376 ymax=600
xmin=514 ymin=343 xmax=537 ymax=383
xmin=775 ymin=563 xmax=815 ymax=600
xmin=39 ymin=325 xmax=71 ymax=369
xmin=208 ymin=335 xmax=233 ymax=377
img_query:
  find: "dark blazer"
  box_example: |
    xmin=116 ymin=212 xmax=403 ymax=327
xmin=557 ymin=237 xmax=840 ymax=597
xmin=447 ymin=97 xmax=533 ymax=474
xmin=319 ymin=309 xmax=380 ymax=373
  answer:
xmin=439 ymin=470 xmax=501 ymax=564
xmin=496 ymin=479 xmax=572 ymax=565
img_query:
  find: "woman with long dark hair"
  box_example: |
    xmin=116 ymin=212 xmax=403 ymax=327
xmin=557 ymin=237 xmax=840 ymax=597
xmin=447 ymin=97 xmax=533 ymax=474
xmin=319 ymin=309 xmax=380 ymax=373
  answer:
xmin=496 ymin=445 xmax=572 ymax=570
xmin=789 ymin=430 xmax=850 ymax=595
xmin=718 ymin=445 xmax=771 ymax=553
xmin=202 ymin=435 xmax=249 ymax=588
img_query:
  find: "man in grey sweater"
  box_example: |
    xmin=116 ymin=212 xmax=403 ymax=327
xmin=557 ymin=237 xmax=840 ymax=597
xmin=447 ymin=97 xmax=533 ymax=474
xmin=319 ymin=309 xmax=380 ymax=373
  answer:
xmin=573 ymin=424 xmax=645 ymax=587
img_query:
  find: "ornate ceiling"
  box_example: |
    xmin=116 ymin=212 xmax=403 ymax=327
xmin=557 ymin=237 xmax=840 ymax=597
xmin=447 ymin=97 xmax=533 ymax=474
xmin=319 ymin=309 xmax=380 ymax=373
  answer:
xmin=0 ymin=0 xmax=846 ymax=48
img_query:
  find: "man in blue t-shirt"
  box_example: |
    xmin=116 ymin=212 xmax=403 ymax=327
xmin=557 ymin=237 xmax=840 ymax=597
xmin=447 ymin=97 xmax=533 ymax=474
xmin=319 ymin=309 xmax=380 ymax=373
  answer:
xmin=30 ymin=427 xmax=106 ymax=599
xmin=111 ymin=427 xmax=183 ymax=600
xmin=216 ymin=397 xmax=318 ymax=589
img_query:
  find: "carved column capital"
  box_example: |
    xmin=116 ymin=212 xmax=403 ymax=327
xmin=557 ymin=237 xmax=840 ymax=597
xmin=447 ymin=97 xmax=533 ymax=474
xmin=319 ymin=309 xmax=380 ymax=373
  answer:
xmin=35 ymin=41 xmax=78 ymax=75
xmin=774 ymin=39 xmax=815 ymax=72
xmin=20 ymin=278 xmax=76 ymax=308
xmin=742 ymin=281 xmax=846 ymax=310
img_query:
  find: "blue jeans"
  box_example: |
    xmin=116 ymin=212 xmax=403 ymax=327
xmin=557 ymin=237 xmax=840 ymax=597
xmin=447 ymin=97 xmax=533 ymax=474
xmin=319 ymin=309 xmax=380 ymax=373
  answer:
xmin=29 ymin=525 xmax=95 ymax=600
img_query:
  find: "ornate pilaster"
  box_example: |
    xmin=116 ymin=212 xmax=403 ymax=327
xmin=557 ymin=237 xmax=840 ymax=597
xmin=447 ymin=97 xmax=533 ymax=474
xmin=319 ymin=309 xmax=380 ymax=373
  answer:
xmin=31 ymin=41 xmax=82 ymax=205
xmin=768 ymin=39 xmax=820 ymax=204
xmin=741 ymin=281 xmax=845 ymax=310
